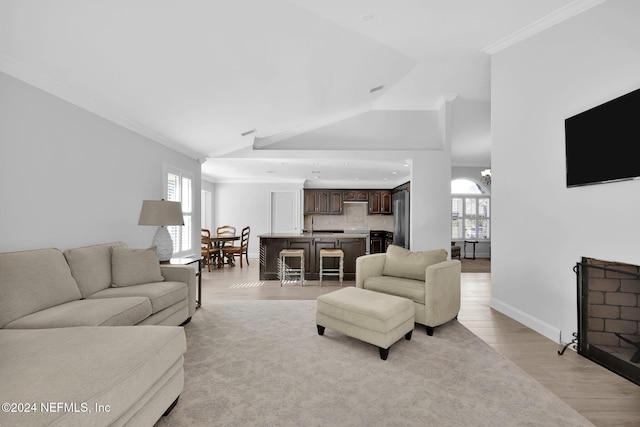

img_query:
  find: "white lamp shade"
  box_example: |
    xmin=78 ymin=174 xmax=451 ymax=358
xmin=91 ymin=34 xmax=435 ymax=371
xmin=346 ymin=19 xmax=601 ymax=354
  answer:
xmin=138 ymin=200 xmax=184 ymax=226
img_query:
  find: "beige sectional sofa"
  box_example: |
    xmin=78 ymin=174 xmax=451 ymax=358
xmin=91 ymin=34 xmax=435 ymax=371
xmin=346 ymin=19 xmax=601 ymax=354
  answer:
xmin=356 ymin=245 xmax=461 ymax=336
xmin=0 ymin=242 xmax=196 ymax=426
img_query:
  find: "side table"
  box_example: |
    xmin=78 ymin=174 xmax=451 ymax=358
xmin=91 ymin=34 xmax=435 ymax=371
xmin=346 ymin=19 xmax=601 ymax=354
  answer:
xmin=463 ymin=240 xmax=479 ymax=260
xmin=166 ymin=256 xmax=202 ymax=309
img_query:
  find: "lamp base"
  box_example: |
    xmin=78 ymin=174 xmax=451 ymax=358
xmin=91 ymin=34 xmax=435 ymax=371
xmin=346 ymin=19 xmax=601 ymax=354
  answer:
xmin=152 ymin=226 xmax=174 ymax=262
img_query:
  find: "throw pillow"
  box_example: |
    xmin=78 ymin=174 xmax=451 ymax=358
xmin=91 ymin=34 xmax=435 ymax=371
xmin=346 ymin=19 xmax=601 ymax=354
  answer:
xmin=382 ymin=245 xmax=448 ymax=281
xmin=111 ymin=246 xmax=165 ymax=287
xmin=64 ymin=242 xmax=127 ymax=298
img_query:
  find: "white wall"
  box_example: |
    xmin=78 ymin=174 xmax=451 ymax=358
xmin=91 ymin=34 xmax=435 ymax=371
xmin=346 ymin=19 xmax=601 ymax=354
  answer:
xmin=212 ymin=182 xmax=304 ymax=258
xmin=491 ymin=0 xmax=640 ymax=343
xmin=410 ymin=152 xmax=451 ymax=252
xmin=0 ymin=72 xmax=201 ymax=253
xmin=408 ymin=96 xmax=453 ymax=253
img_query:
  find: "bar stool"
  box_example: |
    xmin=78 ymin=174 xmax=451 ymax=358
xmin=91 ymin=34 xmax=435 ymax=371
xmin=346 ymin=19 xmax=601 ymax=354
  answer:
xmin=319 ymin=248 xmax=344 ymax=287
xmin=279 ymin=249 xmax=305 ymax=286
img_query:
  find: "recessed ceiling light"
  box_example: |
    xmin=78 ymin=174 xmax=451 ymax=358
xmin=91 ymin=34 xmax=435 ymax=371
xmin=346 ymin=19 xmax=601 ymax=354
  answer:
xmin=403 ymin=163 xmax=409 ymax=167
xmin=384 ymin=177 xmax=389 ymax=181
xmin=314 ymin=176 xmax=320 ymax=179
xmin=392 ymin=171 xmax=398 ymax=175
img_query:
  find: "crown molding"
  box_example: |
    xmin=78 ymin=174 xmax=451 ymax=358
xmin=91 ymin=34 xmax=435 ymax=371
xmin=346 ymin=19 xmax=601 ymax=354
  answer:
xmin=0 ymin=55 xmax=203 ymax=160
xmin=482 ymin=0 xmax=607 ymax=55
xmin=253 ymin=105 xmax=372 ymax=149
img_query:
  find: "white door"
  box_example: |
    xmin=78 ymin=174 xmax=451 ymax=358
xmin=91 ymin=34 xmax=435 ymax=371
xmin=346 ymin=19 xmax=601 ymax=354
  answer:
xmin=270 ymin=191 xmax=300 ymax=234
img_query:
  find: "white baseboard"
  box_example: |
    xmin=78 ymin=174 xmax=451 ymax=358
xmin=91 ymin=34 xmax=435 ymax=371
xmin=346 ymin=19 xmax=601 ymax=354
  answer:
xmin=490 ymin=297 xmax=561 ymax=343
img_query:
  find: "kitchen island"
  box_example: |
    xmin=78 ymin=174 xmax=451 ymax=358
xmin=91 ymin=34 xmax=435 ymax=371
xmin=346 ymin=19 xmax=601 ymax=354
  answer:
xmin=259 ymin=232 xmax=367 ymax=281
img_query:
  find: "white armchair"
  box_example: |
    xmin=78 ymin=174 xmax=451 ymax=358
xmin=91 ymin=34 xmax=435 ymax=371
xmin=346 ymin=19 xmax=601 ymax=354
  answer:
xmin=356 ymin=245 xmax=461 ymax=335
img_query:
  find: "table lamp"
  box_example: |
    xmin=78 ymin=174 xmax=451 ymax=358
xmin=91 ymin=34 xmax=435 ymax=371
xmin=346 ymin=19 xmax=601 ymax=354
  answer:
xmin=137 ymin=200 xmax=184 ymax=262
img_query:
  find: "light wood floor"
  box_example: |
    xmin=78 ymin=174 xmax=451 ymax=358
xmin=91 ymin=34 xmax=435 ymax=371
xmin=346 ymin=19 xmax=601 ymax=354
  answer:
xmin=198 ymin=260 xmax=640 ymax=427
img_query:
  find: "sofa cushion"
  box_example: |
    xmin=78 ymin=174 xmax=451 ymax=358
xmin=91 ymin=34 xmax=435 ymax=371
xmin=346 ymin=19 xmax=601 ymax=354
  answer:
xmin=3 ymin=297 xmax=152 ymax=329
xmin=382 ymin=245 xmax=447 ymax=281
xmin=64 ymin=241 xmax=127 ymax=298
xmin=0 ymin=248 xmax=82 ymax=328
xmin=0 ymin=326 xmax=186 ymax=426
xmin=89 ymin=281 xmax=188 ymax=314
xmin=111 ymin=246 xmax=165 ymax=287
xmin=363 ymin=275 xmax=426 ymax=304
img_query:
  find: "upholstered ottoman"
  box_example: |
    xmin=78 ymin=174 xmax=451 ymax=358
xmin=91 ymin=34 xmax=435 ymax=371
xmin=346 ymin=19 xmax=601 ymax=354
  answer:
xmin=316 ymin=287 xmax=414 ymax=360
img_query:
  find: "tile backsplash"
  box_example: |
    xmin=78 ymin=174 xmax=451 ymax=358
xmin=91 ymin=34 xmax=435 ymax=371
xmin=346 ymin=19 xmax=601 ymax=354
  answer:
xmin=304 ymin=203 xmax=393 ymax=231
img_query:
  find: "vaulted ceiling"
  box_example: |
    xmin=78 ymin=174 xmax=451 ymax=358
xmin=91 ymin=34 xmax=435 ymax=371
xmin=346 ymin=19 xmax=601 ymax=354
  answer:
xmin=0 ymin=0 xmax=601 ymax=186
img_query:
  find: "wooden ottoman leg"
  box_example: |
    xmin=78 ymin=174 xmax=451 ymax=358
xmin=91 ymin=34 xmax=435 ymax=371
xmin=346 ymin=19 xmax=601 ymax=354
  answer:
xmin=317 ymin=325 xmax=325 ymax=335
xmin=379 ymin=347 xmax=389 ymax=360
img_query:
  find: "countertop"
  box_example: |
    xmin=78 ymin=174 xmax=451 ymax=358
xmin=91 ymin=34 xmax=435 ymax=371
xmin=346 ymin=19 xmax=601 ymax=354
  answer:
xmin=259 ymin=232 xmax=368 ymax=238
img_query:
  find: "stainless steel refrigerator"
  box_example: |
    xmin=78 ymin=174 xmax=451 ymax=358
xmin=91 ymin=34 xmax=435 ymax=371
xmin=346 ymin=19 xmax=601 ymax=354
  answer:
xmin=392 ymin=191 xmax=410 ymax=249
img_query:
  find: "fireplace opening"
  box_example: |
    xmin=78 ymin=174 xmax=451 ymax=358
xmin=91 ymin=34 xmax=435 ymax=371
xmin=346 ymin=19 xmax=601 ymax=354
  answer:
xmin=575 ymin=257 xmax=640 ymax=386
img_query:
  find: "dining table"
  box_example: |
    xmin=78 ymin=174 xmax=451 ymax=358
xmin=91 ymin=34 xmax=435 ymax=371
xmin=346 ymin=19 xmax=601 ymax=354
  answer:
xmin=202 ymin=235 xmax=241 ymax=267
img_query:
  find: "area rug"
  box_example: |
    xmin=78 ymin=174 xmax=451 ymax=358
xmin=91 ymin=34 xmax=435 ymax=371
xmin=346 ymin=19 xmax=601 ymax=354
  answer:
xmin=156 ymin=300 xmax=591 ymax=427
xmin=460 ymin=257 xmax=491 ymax=273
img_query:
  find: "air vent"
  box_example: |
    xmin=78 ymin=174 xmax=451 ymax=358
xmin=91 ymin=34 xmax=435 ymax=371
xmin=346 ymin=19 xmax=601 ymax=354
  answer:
xmin=360 ymin=13 xmax=374 ymax=22
xmin=369 ymin=85 xmax=384 ymax=94
xmin=241 ymin=128 xmax=257 ymax=137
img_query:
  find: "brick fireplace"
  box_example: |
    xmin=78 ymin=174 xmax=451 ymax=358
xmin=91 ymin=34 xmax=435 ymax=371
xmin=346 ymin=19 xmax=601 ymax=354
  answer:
xmin=576 ymin=257 xmax=640 ymax=385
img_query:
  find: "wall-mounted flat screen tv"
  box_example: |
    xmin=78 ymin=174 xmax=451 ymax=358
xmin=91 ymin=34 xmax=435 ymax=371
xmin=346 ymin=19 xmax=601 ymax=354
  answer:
xmin=565 ymin=87 xmax=640 ymax=187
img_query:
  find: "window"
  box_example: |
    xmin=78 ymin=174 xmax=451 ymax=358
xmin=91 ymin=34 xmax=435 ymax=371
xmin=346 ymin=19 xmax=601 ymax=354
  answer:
xmin=451 ymin=179 xmax=490 ymax=240
xmin=166 ymin=167 xmax=193 ymax=256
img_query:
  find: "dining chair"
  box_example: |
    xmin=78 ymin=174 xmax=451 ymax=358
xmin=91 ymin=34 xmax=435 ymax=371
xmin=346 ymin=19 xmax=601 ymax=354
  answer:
xmin=223 ymin=226 xmax=250 ymax=268
xmin=216 ymin=225 xmax=236 ymax=237
xmin=214 ymin=225 xmax=237 ymax=266
xmin=201 ymin=229 xmax=217 ymax=271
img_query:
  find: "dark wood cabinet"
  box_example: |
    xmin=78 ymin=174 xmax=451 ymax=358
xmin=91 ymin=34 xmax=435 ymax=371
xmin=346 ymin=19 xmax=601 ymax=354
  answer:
xmin=370 ymin=231 xmax=394 ymax=254
xmin=304 ymin=191 xmax=316 ymax=214
xmin=368 ymin=191 xmax=381 ymax=214
xmin=305 ymin=189 xmax=392 ymax=215
xmin=304 ymin=190 xmax=341 ymax=214
xmin=343 ymin=190 xmax=368 ymax=202
xmin=337 ymin=238 xmax=366 ymax=275
xmin=329 ymin=190 xmax=343 ymax=214
xmin=381 ymin=191 xmax=392 ymax=214
xmin=370 ymin=233 xmax=384 ymax=254
xmin=368 ymin=191 xmax=392 ymax=214
xmin=259 ymin=235 xmax=366 ymax=280
xmin=259 ymin=238 xmax=289 ymax=278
